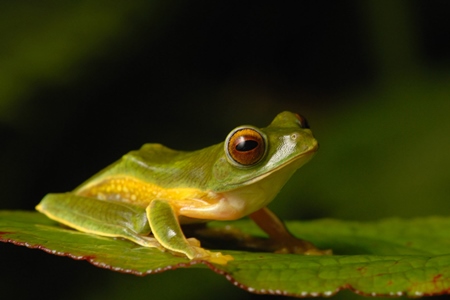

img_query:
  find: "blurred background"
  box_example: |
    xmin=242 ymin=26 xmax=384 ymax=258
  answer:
xmin=1 ymin=1 xmax=450 ymax=299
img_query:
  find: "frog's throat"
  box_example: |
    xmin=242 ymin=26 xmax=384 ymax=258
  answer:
xmin=216 ymin=150 xmax=317 ymax=218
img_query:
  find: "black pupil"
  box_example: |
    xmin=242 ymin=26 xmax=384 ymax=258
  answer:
xmin=236 ymin=140 xmax=258 ymax=152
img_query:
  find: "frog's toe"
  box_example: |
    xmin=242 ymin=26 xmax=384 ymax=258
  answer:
xmin=205 ymin=251 xmax=234 ymax=265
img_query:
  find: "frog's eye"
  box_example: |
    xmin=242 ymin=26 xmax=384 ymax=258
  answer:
xmin=225 ymin=127 xmax=267 ymax=167
xmin=295 ymin=113 xmax=310 ymax=129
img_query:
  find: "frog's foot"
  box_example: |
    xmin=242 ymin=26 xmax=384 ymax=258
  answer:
xmin=189 ymin=246 xmax=234 ymax=265
xmin=166 ymin=245 xmax=233 ymax=265
xmin=157 ymin=236 xmax=232 ymax=264
xmin=186 ymin=238 xmax=234 ymax=264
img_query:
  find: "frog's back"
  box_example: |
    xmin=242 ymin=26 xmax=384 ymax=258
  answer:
xmin=74 ymin=143 xmax=220 ymax=192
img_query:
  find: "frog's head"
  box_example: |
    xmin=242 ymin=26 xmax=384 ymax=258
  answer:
xmin=211 ymin=111 xmax=318 ymax=193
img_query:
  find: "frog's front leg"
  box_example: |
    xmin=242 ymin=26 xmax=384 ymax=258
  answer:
xmin=36 ymin=193 xmax=163 ymax=250
xmin=147 ymin=199 xmax=233 ymax=264
xmin=249 ymin=207 xmax=331 ymax=255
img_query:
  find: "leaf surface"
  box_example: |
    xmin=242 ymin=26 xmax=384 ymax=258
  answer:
xmin=1 ymin=211 xmax=450 ymax=297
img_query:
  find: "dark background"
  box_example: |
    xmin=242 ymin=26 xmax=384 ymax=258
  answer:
xmin=1 ymin=1 xmax=450 ymax=299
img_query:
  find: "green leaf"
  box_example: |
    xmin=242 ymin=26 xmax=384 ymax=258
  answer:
xmin=2 ymin=211 xmax=450 ymax=297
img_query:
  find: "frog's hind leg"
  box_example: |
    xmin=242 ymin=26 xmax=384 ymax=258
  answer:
xmin=147 ymin=199 xmax=233 ymax=264
xmin=36 ymin=193 xmax=163 ymax=250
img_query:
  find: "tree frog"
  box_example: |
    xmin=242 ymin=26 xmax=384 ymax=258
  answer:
xmin=36 ymin=111 xmax=329 ymax=265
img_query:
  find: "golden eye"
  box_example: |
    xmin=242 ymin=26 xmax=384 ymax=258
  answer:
xmin=225 ymin=127 xmax=266 ymax=166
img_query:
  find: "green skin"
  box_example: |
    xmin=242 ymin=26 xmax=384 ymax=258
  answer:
xmin=36 ymin=111 xmax=328 ymax=265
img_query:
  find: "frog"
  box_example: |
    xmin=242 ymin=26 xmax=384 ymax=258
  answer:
xmin=36 ymin=111 xmax=330 ymax=265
